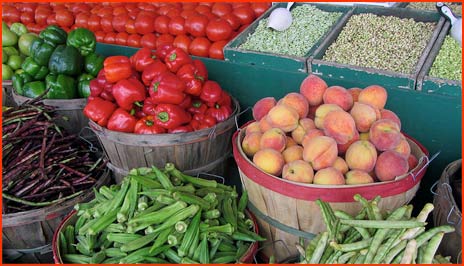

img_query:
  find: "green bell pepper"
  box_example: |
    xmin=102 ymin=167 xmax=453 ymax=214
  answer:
xmin=9 ymin=22 xmax=28 ymax=36
xmin=23 ymin=81 xmax=46 ymax=98
xmin=29 ymin=38 xmax=55 ymax=66
xmin=45 ymin=73 xmax=77 ymax=99
xmin=77 ymin=73 xmax=93 ymax=98
xmin=48 ymin=45 xmax=84 ymax=76
xmin=21 ymin=57 xmax=49 ymax=80
xmin=12 ymin=71 xmax=33 ymax=95
xmin=67 ymin=28 xmax=96 ymax=56
xmin=84 ymin=52 xmax=104 ymax=76
xmin=39 ymin=25 xmax=67 ymax=47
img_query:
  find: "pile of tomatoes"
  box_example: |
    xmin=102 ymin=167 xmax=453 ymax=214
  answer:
xmin=2 ymin=2 xmax=271 ymax=59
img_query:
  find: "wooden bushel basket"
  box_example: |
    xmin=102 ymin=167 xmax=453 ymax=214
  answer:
xmin=432 ymin=159 xmax=462 ymax=263
xmin=89 ymin=97 xmax=240 ymax=183
xmin=232 ymin=124 xmax=429 ymax=262
xmin=2 ymin=170 xmax=110 ymax=263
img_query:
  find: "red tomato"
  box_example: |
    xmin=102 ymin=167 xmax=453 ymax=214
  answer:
xmin=135 ymin=11 xmax=155 ymax=35
xmin=157 ymin=5 xmax=172 ymax=16
xmin=209 ymin=40 xmax=227 ymax=60
xmin=156 ymin=34 xmax=174 ymax=49
xmin=222 ymin=13 xmax=241 ymax=31
xmin=232 ymin=7 xmax=255 ymax=25
xmin=251 ymin=2 xmax=271 ymax=18
xmin=115 ymin=32 xmax=129 ymax=46
xmin=2 ymin=6 xmax=21 ymax=23
xmin=166 ymin=8 xmax=182 ymax=19
xmin=127 ymin=34 xmax=142 ymax=47
xmin=206 ymin=19 xmax=232 ymax=42
xmin=113 ymin=6 xmax=127 ymax=16
xmin=154 ymin=15 xmax=171 ymax=34
xmin=211 ymin=3 xmax=232 ymax=17
xmin=168 ymin=16 xmax=186 ymax=36
xmin=173 ymin=34 xmax=192 ymax=53
xmin=34 ymin=6 xmax=52 ymax=26
xmin=20 ymin=12 xmax=35 ymax=25
xmin=195 ymin=5 xmax=211 ymax=15
xmin=55 ymin=9 xmax=74 ymax=28
xmin=19 ymin=3 xmax=37 ymax=13
xmin=100 ymin=15 xmax=114 ymax=33
xmin=125 ymin=19 xmax=137 ymax=34
xmin=46 ymin=14 xmax=57 ymax=25
xmin=202 ymin=12 xmax=218 ymax=21
xmin=189 ymin=37 xmax=211 ymax=57
xmin=75 ymin=12 xmax=90 ymax=28
xmin=95 ymin=31 xmax=106 ymax=42
xmin=140 ymin=33 xmax=157 ymax=49
xmin=138 ymin=3 xmax=156 ymax=12
xmin=26 ymin=23 xmax=45 ymax=34
xmin=87 ymin=14 xmax=101 ymax=32
xmin=71 ymin=3 xmax=90 ymax=14
xmin=112 ymin=13 xmax=129 ymax=33
xmin=98 ymin=7 xmax=113 ymax=17
xmin=103 ymin=32 xmax=116 ymax=44
xmin=199 ymin=2 xmax=214 ymax=8
xmin=124 ymin=3 xmax=139 ymax=12
xmin=182 ymin=3 xmax=198 ymax=10
xmin=128 ymin=10 xmax=140 ymax=20
xmin=180 ymin=10 xmax=199 ymax=20
xmin=232 ymin=3 xmax=251 ymax=9
xmin=185 ymin=15 xmax=209 ymax=37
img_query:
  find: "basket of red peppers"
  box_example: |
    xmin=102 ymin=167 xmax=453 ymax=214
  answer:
xmin=83 ymin=45 xmax=239 ymax=182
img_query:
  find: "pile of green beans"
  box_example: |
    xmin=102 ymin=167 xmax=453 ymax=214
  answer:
xmin=58 ymin=164 xmax=264 ymax=264
xmin=298 ymin=194 xmax=454 ymax=264
xmin=428 ymin=35 xmax=462 ymax=81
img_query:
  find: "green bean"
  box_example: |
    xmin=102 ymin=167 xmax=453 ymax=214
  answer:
xmin=334 ymin=210 xmax=370 ymax=239
xmin=309 ymin=231 xmax=329 ymax=263
xmin=401 ymin=203 xmax=434 ymax=240
xmin=421 ymin=232 xmax=445 ymax=264
xmin=330 ymin=238 xmax=372 ymax=252
xmin=382 ymin=240 xmax=407 ymax=263
xmin=336 ymin=251 xmax=356 ymax=264
xmin=372 ymin=228 xmax=405 ymax=263
xmin=339 ymin=219 xmax=425 ymax=229
xmin=305 ymin=234 xmax=322 ymax=260
xmin=400 ymin=239 xmax=417 ymax=263
xmin=414 ymin=225 xmax=455 ymax=247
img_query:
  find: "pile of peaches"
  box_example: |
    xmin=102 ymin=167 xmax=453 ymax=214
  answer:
xmin=241 ymin=74 xmax=419 ymax=185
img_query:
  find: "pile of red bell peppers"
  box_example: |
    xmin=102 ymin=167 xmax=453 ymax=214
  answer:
xmin=83 ymin=45 xmax=233 ymax=134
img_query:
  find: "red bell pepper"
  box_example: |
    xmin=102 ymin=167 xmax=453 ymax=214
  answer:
xmin=89 ymin=79 xmax=104 ymax=97
xmin=207 ymin=90 xmax=232 ymax=108
xmin=154 ymin=104 xmax=191 ymax=130
xmin=155 ymin=44 xmax=175 ymax=63
xmin=183 ymin=78 xmax=203 ymax=96
xmin=176 ymin=60 xmax=208 ymax=82
xmin=103 ymin=56 xmax=133 ymax=83
xmin=130 ymin=47 xmax=156 ymax=72
xmin=134 ymin=116 xmax=166 ymax=134
xmin=200 ymin=81 xmax=222 ymax=103
xmin=187 ymin=99 xmax=208 ymax=114
xmin=191 ymin=113 xmax=217 ymax=130
xmin=112 ymin=77 xmax=147 ymax=111
xmin=164 ymin=47 xmax=192 ymax=73
xmin=134 ymin=104 xmax=146 ymax=119
xmin=141 ymin=60 xmax=168 ymax=86
xmin=168 ymin=124 xmax=193 ymax=133
xmin=107 ymin=108 xmax=137 ymax=133
xmin=179 ymin=95 xmax=192 ymax=110
xmin=83 ymin=97 xmax=117 ymax=127
xmin=206 ymin=103 xmax=232 ymax=123
xmin=142 ymin=97 xmax=157 ymax=116
xmin=149 ymin=72 xmax=186 ymax=105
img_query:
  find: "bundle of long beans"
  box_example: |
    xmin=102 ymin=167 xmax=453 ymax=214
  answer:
xmin=2 ymin=103 xmax=106 ymax=214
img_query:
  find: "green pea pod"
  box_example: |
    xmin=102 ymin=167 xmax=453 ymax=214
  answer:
xmin=45 ymin=73 xmax=77 ymax=99
xmin=29 ymin=38 xmax=55 ymax=66
xmin=48 ymin=45 xmax=84 ymax=76
xmin=9 ymin=22 xmax=28 ymax=36
xmin=67 ymin=28 xmax=97 ymax=56
xmin=84 ymin=52 xmax=104 ymax=76
xmin=39 ymin=25 xmax=67 ymax=47
xmin=23 ymin=81 xmax=46 ymax=98
xmin=77 ymin=73 xmax=93 ymax=98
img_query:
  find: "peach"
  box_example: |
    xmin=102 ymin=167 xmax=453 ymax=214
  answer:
xmin=260 ymin=128 xmax=287 ymax=152
xmin=282 ymin=145 xmax=304 ymax=164
xmin=350 ymin=102 xmax=379 ymax=133
xmin=408 ymin=154 xmax=419 ymax=170
xmin=301 ymin=129 xmax=325 ymax=147
xmin=302 ymin=136 xmax=338 ymax=170
xmin=358 ymin=85 xmax=388 ymax=109
xmin=393 ymin=136 xmax=411 ymax=159
xmin=299 ymin=74 xmax=328 ymax=106
xmin=375 ymin=150 xmax=409 ymax=182
xmin=337 ymin=131 xmax=360 ymax=155
xmin=242 ymin=132 xmax=263 ymax=157
xmin=266 ymin=105 xmax=299 ymax=132
xmin=348 ymin=87 xmax=362 ymax=102
xmin=359 ymin=132 xmax=370 ymax=141
xmin=314 ymin=104 xmax=343 ymax=129
xmin=345 ymin=170 xmax=374 ymax=185
xmin=245 ymin=121 xmax=261 ymax=135
xmin=369 ymin=119 xmax=402 ymax=151
xmin=286 ymin=136 xmax=297 ymax=148
xmin=323 ymin=110 xmax=357 ymax=145
xmin=291 ymin=118 xmax=316 ymax=144
xmin=323 ymin=86 xmax=354 ymax=111
xmin=252 ymin=97 xmax=277 ymax=121
xmin=253 ymin=149 xmax=285 ymax=176
xmin=345 ymin=140 xmax=377 ymax=172
xmin=313 ymin=167 xmax=345 ymax=185
xmin=278 ymin=92 xmax=309 ymax=119
xmin=333 ymin=157 xmax=349 ymax=174
xmin=307 ymin=105 xmax=319 ymax=120
xmin=282 ymin=160 xmax=314 ymax=183
xmin=259 ymin=115 xmax=273 ymax=132
xmin=380 ymin=109 xmax=402 ymax=130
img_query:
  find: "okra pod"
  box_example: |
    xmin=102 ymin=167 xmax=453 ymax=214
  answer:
xmin=235 ymin=241 xmax=250 ymax=261
xmin=106 ymin=233 xmax=141 ymax=244
xmin=107 ymin=179 xmax=130 ymax=213
xmin=138 ymin=189 xmax=171 ymax=200
xmin=130 ymin=174 xmax=163 ymax=189
xmin=117 ymin=178 xmax=139 ymax=223
xmin=74 ymin=214 xmax=87 ymax=235
xmin=152 ymin=205 xmax=200 ymax=234
xmin=64 ymin=225 xmax=76 ymax=254
xmin=211 ymin=255 xmax=236 ymax=263
xmin=202 ymin=209 xmax=221 ymax=220
xmin=89 ymin=250 xmax=106 ymax=264
xmin=199 ymin=234 xmax=210 ymax=263
xmin=103 ymin=223 xmax=126 ymax=233
xmin=222 ymin=197 xmax=237 ymax=229
xmin=99 ymin=186 xmax=115 ymax=200
xmin=170 ymin=183 xmax=196 ymax=193
xmin=218 ymin=241 xmax=237 ymax=252
xmin=202 ymin=223 xmax=234 ymax=235
xmin=156 ymin=194 xmax=177 ymax=205
xmin=104 ymin=248 xmax=127 ymax=258
xmin=165 ymin=163 xmax=217 ymax=188
xmin=149 ymin=227 xmax=173 ymax=253
xmin=209 ymin=238 xmax=222 ymax=259
xmin=232 ymin=228 xmax=266 ymax=242
xmin=59 ymin=232 xmax=68 ymax=255
xmin=175 ymin=220 xmax=188 ymax=234
xmin=195 ymin=187 xmax=225 ymax=197
xmin=101 ymin=257 xmax=120 ymax=264
xmin=152 ymin=166 xmax=174 ymax=189
xmin=119 ymin=247 xmax=152 ymax=264
xmin=178 ymin=210 xmax=201 ymax=257
xmin=163 ymin=248 xmax=182 ymax=263
xmin=237 ymin=190 xmax=248 ymax=213
xmin=137 ymin=196 xmax=149 ymax=211
xmin=180 ymin=257 xmax=200 ymax=264
xmin=62 ymin=254 xmax=92 ymax=264
xmin=167 ymin=231 xmax=183 ymax=246
xmin=121 ymin=232 xmax=159 ymax=253
xmin=173 ymin=191 xmax=211 ymax=210
xmin=128 ymin=201 xmax=187 ymax=227
xmin=143 ymin=257 xmax=169 ymax=263
xmin=87 ymin=209 xmax=118 ymax=235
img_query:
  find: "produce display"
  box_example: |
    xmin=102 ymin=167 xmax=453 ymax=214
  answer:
xmin=428 ymin=35 xmax=462 ymax=81
xmin=2 ymin=102 xmax=106 ymax=214
xmin=242 ymin=74 xmax=418 ymax=185
xmin=83 ymin=46 xmax=233 ymax=134
xmin=2 ymin=21 xmax=38 ymax=81
xmin=298 ymin=195 xmax=454 ymax=264
xmin=240 ymin=5 xmax=343 ymax=57
xmin=58 ymin=164 xmax=263 ymax=264
xmin=2 ymin=2 xmax=271 ymax=60
xmin=407 ymin=2 xmax=462 ymax=16
xmin=12 ymin=25 xmax=104 ymax=99
xmin=322 ymin=13 xmax=435 ymax=74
